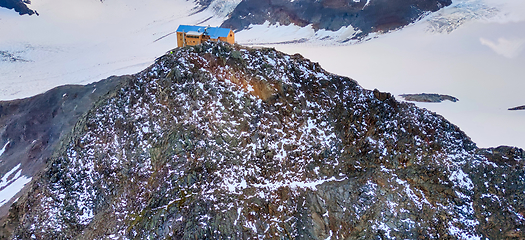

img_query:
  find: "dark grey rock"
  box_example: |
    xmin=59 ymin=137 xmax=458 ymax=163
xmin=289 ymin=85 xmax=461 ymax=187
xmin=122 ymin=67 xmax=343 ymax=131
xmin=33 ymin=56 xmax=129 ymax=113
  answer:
xmin=400 ymin=93 xmax=459 ymax=103
xmin=508 ymin=105 xmax=525 ymax=111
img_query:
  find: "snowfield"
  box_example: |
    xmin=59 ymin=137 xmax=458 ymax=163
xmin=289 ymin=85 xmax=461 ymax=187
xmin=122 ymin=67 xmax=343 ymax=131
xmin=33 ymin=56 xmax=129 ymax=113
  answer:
xmin=0 ymin=0 xmax=524 ymax=148
xmin=0 ymin=0 xmax=232 ymax=99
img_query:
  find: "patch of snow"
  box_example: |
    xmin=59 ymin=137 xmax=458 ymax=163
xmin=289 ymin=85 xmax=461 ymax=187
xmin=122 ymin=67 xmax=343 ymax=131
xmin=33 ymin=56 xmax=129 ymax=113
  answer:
xmin=234 ymin=207 xmax=242 ymax=226
xmin=395 ymin=178 xmax=431 ymax=209
xmin=253 ymin=176 xmax=347 ymax=192
xmin=362 ymin=0 xmax=371 ymax=9
xmin=373 ymin=221 xmax=394 ymax=239
xmin=245 ymin=220 xmax=257 ymax=233
xmin=0 ymin=141 xmax=9 ymax=158
xmin=324 ymin=230 xmax=333 ymax=240
xmin=447 ymin=222 xmax=482 ymax=240
xmin=236 ymin=21 xmax=316 ymax=45
xmin=0 ymin=163 xmax=21 ymax=188
xmin=0 ymin=170 xmax=32 ymax=207
xmin=449 ymin=168 xmax=474 ymax=191
xmin=401 ymin=218 xmax=416 ymax=229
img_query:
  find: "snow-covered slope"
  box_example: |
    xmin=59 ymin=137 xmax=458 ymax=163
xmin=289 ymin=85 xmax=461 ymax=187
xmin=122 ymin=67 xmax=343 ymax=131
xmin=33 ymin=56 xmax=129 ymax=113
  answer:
xmin=0 ymin=0 xmax=238 ymax=100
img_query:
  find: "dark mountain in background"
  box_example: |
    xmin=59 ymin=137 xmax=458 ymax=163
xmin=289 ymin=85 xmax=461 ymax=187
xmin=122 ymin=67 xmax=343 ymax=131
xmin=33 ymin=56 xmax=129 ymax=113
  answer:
xmin=0 ymin=42 xmax=523 ymax=239
xmin=0 ymin=0 xmax=35 ymax=15
xmin=2 ymin=0 xmax=452 ymax=39
xmin=221 ymin=0 xmax=452 ymax=38
xmin=0 ymin=76 xmax=127 ymax=222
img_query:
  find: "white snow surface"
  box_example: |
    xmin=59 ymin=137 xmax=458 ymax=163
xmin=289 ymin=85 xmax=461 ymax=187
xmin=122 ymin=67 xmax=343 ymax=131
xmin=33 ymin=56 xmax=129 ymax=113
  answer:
xmin=0 ymin=164 xmax=32 ymax=207
xmin=0 ymin=141 xmax=9 ymax=159
xmin=0 ymin=0 xmax=238 ymax=99
xmin=0 ymin=0 xmax=524 ymax=150
xmin=235 ymin=21 xmax=359 ymax=45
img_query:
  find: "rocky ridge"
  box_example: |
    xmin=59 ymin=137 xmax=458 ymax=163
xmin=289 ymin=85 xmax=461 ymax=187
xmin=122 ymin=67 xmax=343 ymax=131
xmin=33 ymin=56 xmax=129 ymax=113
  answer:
xmin=0 ymin=76 xmax=127 ymax=222
xmin=221 ymin=0 xmax=452 ymax=39
xmin=1 ymin=42 xmax=524 ymax=239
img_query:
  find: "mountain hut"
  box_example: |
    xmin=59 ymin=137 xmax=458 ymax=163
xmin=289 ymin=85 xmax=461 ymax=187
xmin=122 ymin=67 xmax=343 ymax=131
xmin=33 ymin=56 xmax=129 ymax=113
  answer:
xmin=176 ymin=25 xmax=235 ymax=47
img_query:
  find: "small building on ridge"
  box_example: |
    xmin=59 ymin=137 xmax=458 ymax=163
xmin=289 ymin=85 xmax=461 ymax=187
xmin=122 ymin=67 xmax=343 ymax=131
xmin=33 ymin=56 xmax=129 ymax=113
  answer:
xmin=176 ymin=25 xmax=235 ymax=47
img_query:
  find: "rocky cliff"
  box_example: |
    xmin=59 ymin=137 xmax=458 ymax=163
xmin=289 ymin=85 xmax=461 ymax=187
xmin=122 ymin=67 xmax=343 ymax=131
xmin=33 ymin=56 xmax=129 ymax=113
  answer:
xmin=1 ymin=42 xmax=524 ymax=239
xmin=221 ymin=0 xmax=452 ymax=38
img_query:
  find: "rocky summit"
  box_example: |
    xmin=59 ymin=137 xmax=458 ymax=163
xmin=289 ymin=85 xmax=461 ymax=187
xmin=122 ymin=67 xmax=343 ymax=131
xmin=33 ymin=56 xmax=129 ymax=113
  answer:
xmin=1 ymin=42 xmax=524 ymax=239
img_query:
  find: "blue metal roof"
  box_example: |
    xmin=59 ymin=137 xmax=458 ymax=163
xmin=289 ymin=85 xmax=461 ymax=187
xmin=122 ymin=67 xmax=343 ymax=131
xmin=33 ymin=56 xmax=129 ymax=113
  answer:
xmin=176 ymin=25 xmax=232 ymax=39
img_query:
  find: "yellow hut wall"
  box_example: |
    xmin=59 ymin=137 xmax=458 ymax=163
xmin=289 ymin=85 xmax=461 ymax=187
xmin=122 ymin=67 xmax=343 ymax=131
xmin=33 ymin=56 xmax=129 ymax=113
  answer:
xmin=185 ymin=34 xmax=203 ymax=46
xmin=218 ymin=30 xmax=235 ymax=44
xmin=177 ymin=32 xmax=205 ymax=47
xmin=177 ymin=32 xmax=184 ymax=47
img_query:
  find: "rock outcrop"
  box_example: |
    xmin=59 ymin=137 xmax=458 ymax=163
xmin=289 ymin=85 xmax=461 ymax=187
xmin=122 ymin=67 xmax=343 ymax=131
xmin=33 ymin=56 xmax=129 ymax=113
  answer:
xmin=508 ymin=105 xmax=525 ymax=111
xmin=400 ymin=93 xmax=459 ymax=103
xmin=1 ymin=42 xmax=523 ymax=239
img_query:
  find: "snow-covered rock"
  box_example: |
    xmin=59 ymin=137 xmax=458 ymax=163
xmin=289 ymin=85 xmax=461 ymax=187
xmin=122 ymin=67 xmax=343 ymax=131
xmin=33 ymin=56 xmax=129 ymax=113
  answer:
xmin=1 ymin=42 xmax=523 ymax=239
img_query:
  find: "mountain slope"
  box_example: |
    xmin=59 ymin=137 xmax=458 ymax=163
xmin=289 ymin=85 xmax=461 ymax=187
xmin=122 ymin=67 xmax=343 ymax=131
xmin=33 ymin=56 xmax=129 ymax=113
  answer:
xmin=1 ymin=0 xmax=451 ymax=42
xmin=0 ymin=76 xmax=128 ymax=223
xmin=1 ymin=42 xmax=524 ymax=239
xmin=222 ymin=0 xmax=452 ymax=38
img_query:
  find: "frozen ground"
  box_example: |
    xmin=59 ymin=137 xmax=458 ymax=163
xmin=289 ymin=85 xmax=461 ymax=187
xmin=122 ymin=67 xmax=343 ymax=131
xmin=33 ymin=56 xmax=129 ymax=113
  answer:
xmin=0 ymin=0 xmax=524 ymax=148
